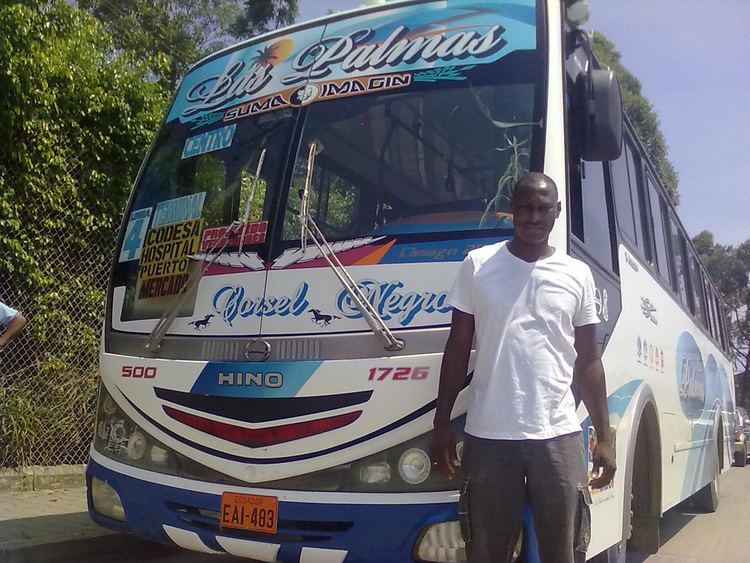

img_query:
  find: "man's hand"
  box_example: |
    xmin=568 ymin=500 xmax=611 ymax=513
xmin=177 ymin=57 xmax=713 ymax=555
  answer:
xmin=589 ymin=439 xmax=616 ymax=489
xmin=431 ymin=423 xmax=458 ymax=479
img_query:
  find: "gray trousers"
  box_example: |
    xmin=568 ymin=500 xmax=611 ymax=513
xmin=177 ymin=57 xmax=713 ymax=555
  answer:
xmin=459 ymin=432 xmax=591 ymax=563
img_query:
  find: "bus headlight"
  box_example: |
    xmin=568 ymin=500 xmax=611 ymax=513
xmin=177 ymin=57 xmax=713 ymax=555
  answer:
xmin=359 ymin=461 xmax=391 ymax=484
xmin=126 ymin=430 xmax=147 ymax=460
xmin=398 ymin=448 xmax=431 ymax=484
xmin=92 ymin=384 xmax=245 ymax=486
xmin=259 ymin=416 xmax=466 ymax=492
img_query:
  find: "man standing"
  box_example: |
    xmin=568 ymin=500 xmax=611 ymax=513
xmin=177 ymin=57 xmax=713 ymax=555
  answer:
xmin=431 ymin=173 xmax=615 ymax=562
xmin=0 ymin=300 xmax=27 ymax=352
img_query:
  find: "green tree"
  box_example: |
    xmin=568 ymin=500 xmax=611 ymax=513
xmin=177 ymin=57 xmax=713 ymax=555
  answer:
xmin=592 ymin=33 xmax=680 ymax=204
xmin=693 ymin=231 xmax=750 ymax=406
xmin=81 ymin=0 xmax=298 ymax=90
xmin=232 ymin=0 xmax=298 ymax=37
xmin=0 ymin=0 xmax=165 ymax=465
xmin=79 ymin=0 xmax=243 ymax=90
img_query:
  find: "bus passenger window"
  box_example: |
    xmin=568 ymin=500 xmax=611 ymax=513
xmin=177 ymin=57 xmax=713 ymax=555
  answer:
xmin=578 ymin=161 xmax=615 ymax=271
xmin=667 ymin=214 xmax=690 ymax=308
xmin=715 ymin=295 xmax=728 ymax=351
xmin=688 ymin=255 xmax=707 ymax=328
xmin=624 ymin=141 xmax=651 ymax=262
xmin=610 ymin=143 xmax=638 ymax=245
xmin=706 ymin=282 xmax=720 ymax=341
xmin=647 ymin=174 xmax=672 ymax=286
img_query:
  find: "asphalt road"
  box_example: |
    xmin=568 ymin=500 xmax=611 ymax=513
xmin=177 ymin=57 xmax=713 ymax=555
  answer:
xmin=122 ymin=466 xmax=750 ymax=563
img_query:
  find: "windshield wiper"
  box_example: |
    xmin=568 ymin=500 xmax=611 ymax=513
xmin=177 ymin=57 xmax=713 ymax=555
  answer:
xmin=145 ymin=149 xmax=267 ymax=352
xmin=298 ymin=142 xmax=405 ymax=352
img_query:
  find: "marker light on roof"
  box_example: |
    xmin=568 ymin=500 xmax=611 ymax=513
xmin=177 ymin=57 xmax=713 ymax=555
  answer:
xmin=566 ymin=1 xmax=590 ymax=27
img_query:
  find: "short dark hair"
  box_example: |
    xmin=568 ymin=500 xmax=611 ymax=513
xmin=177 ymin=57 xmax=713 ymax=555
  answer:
xmin=512 ymin=172 xmax=558 ymax=201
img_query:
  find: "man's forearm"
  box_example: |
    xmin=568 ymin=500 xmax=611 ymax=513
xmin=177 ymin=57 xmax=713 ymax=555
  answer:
xmin=434 ymin=347 xmax=471 ymax=426
xmin=577 ymin=358 xmax=612 ymax=442
xmin=0 ymin=314 xmax=26 ymax=347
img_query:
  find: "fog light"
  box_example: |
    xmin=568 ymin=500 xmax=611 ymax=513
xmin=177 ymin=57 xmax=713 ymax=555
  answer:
xmin=416 ymin=521 xmax=466 ymax=562
xmin=399 ymin=448 xmax=431 ymax=484
xmin=359 ymin=461 xmax=391 ymax=484
xmin=91 ymin=477 xmax=126 ymax=521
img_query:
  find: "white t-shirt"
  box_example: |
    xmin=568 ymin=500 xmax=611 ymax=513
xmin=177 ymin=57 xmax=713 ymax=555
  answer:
xmin=449 ymin=241 xmax=600 ymax=440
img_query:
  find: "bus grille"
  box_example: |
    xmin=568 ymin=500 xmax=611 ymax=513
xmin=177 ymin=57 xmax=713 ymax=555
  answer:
xmin=200 ymin=338 xmax=322 ymax=361
xmin=166 ymin=502 xmax=352 ymax=543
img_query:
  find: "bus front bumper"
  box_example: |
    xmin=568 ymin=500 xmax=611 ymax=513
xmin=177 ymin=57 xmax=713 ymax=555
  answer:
xmin=86 ymin=455 xmax=460 ymax=562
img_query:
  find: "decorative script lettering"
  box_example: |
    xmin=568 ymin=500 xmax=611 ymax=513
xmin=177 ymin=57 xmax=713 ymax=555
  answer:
xmin=282 ymin=25 xmax=507 ymax=85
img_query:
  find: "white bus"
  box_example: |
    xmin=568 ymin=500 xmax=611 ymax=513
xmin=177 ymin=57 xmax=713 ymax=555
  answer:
xmin=87 ymin=1 xmax=735 ymax=561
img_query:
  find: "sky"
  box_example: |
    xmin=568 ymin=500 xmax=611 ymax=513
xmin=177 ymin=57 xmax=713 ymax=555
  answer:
xmin=296 ymin=0 xmax=749 ymax=247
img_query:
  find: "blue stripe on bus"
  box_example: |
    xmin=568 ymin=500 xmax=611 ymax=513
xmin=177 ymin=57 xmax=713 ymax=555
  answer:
xmin=189 ymin=360 xmax=322 ymax=398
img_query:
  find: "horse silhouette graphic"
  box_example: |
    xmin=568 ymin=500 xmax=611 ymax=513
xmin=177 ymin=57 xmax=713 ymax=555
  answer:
xmin=189 ymin=314 xmax=214 ymax=330
xmin=309 ymin=308 xmax=340 ymax=326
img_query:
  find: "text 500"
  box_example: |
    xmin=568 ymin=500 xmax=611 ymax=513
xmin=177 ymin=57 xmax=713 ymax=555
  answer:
xmin=121 ymin=366 xmax=157 ymax=379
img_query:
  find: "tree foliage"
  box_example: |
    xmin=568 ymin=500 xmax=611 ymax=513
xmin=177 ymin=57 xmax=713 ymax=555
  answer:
xmin=0 ymin=0 xmax=165 ymax=290
xmin=693 ymin=231 xmax=750 ymax=406
xmin=592 ymin=33 xmax=680 ymax=204
xmin=80 ymin=0 xmax=298 ymax=90
xmin=0 ymin=0 xmax=165 ymax=465
xmin=232 ymin=0 xmax=298 ymax=38
xmin=79 ymin=0 xmax=244 ymax=90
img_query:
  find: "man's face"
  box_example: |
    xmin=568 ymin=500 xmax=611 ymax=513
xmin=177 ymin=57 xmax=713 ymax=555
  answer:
xmin=510 ymin=185 xmax=561 ymax=245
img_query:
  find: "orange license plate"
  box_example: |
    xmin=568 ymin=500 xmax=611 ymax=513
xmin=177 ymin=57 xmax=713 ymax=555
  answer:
xmin=220 ymin=492 xmax=278 ymax=534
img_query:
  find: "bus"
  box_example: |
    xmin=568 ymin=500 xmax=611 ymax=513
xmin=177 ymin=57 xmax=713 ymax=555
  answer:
xmin=86 ymin=0 xmax=735 ymax=561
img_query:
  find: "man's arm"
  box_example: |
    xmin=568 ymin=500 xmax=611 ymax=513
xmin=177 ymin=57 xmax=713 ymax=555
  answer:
xmin=0 ymin=311 xmax=27 ymax=349
xmin=431 ymin=308 xmax=475 ymax=479
xmin=574 ymin=323 xmax=616 ymax=489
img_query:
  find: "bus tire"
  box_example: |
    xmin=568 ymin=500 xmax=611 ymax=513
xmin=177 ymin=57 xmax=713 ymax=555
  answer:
xmin=692 ymin=425 xmax=721 ymax=513
xmin=735 ymin=443 xmax=747 ymax=467
xmin=625 ymin=402 xmax=661 ymax=556
xmin=691 ymin=474 xmax=719 ymax=512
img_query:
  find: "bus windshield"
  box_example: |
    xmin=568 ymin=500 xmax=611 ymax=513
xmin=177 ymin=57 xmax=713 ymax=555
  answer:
xmin=281 ymin=63 xmax=542 ymax=242
xmin=109 ymin=0 xmax=545 ymax=326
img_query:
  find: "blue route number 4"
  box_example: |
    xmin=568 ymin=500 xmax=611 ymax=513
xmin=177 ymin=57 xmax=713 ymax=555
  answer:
xmin=119 ymin=208 xmax=152 ymax=262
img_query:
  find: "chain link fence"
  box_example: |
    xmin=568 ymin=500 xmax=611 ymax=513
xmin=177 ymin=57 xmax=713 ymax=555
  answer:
xmin=1 ymin=225 xmax=114 ymax=468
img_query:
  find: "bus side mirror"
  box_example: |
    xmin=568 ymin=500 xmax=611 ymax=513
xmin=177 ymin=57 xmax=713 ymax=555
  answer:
xmin=575 ymin=69 xmax=623 ymax=162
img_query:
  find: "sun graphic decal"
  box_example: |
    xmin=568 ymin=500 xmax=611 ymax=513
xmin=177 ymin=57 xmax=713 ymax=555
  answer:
xmin=249 ymin=38 xmax=295 ymax=67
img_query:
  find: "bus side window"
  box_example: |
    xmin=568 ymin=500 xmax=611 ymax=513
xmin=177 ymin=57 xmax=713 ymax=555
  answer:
xmin=687 ymin=253 xmax=708 ymax=328
xmin=572 ymin=161 xmax=616 ymax=273
xmin=646 ymin=173 xmax=673 ymax=287
xmin=666 ymin=213 xmax=690 ymax=308
xmin=611 ymin=138 xmax=647 ymax=257
xmin=706 ymin=281 xmax=720 ymax=342
xmin=610 ymin=143 xmax=636 ymax=244
xmin=715 ymin=295 xmax=729 ymax=352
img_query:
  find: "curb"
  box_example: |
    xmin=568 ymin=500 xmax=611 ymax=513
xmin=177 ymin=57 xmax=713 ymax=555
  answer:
xmin=0 ymin=465 xmax=86 ymax=492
